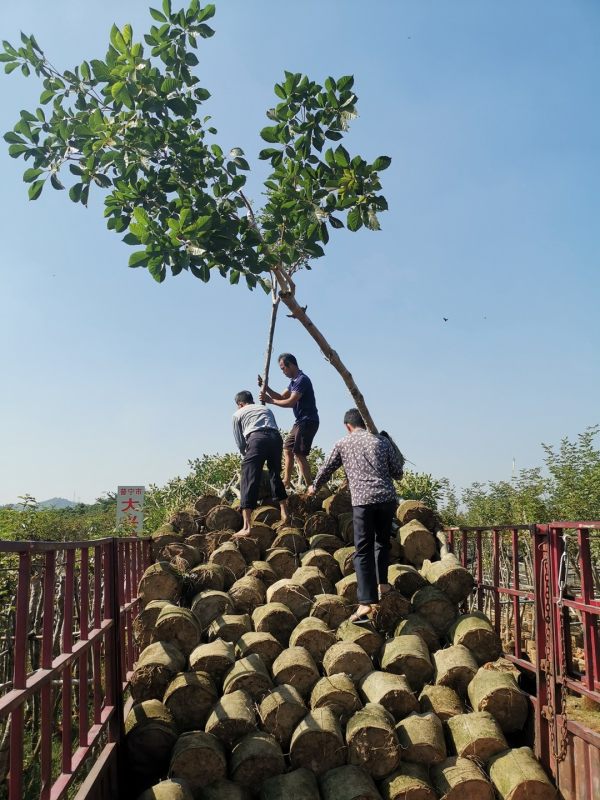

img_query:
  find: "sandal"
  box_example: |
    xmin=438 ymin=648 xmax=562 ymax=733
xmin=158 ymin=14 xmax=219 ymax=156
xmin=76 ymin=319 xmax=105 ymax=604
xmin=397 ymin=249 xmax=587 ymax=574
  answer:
xmin=349 ymin=612 xmax=372 ymax=624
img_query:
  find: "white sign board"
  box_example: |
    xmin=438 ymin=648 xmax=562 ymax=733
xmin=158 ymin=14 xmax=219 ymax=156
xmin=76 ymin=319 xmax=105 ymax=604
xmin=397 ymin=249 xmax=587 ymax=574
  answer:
xmin=116 ymin=485 xmax=145 ymax=534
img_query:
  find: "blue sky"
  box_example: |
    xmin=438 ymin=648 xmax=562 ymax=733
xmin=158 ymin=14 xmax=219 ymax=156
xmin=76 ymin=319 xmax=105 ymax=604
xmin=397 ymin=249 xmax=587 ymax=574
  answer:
xmin=1 ymin=1 xmax=598 ymax=505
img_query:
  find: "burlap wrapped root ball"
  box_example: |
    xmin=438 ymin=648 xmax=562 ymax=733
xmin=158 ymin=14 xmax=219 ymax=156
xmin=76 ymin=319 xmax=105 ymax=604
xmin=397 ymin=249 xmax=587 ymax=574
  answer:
xmin=204 ymin=689 xmax=258 ymax=750
xmin=189 ymin=639 xmax=235 ymax=687
xmin=310 ymin=673 xmax=362 ymax=723
xmin=163 ymin=671 xmax=218 ymax=731
xmin=130 ymin=641 xmax=186 ymax=703
xmin=346 ymin=703 xmax=400 ymax=779
xmin=168 ymin=731 xmax=227 ymax=793
xmin=259 ymin=684 xmax=307 ymax=749
xmin=125 ymin=700 xmax=178 ymax=786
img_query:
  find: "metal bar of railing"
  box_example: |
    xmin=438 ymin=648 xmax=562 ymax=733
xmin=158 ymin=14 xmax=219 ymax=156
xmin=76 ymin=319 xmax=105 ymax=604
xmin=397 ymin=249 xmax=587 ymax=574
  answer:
xmin=0 ymin=536 xmax=151 ymax=800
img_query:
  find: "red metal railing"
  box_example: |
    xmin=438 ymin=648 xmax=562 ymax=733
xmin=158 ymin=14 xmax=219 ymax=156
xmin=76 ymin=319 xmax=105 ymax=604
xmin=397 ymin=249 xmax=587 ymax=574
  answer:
xmin=0 ymin=527 xmax=596 ymax=799
xmin=0 ymin=537 xmax=151 ymax=800
xmin=445 ymin=522 xmax=600 ymax=799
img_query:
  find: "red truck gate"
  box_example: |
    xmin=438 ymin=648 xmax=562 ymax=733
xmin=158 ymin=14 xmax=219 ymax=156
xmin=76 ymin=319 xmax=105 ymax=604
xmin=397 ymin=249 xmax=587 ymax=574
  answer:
xmin=0 ymin=537 xmax=151 ymax=800
xmin=446 ymin=522 xmax=600 ymax=799
xmin=0 ymin=525 xmax=597 ymax=799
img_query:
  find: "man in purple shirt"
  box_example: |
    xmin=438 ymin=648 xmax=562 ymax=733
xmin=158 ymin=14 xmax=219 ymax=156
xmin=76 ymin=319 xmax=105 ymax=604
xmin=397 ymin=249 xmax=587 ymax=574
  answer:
xmin=258 ymin=352 xmax=319 ymax=489
xmin=308 ymin=408 xmax=404 ymax=623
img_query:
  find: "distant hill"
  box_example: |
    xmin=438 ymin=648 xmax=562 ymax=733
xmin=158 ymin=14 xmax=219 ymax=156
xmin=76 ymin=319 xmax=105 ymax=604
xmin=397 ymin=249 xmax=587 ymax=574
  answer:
xmin=37 ymin=498 xmax=78 ymax=509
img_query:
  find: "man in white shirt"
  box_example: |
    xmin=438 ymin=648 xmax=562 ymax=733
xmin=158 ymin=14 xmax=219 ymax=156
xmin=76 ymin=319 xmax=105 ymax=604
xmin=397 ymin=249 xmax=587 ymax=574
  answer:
xmin=232 ymin=390 xmax=289 ymax=536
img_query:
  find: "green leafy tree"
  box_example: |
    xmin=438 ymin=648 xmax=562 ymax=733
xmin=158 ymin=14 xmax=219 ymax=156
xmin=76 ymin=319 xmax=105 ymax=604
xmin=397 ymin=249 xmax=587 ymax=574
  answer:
xmin=396 ymin=471 xmax=448 ymax=511
xmin=459 ymin=427 xmax=600 ymax=526
xmin=543 ymin=425 xmax=600 ymax=521
xmin=2 ymin=1 xmax=390 ymax=430
xmin=0 ymin=495 xmax=123 ymax=541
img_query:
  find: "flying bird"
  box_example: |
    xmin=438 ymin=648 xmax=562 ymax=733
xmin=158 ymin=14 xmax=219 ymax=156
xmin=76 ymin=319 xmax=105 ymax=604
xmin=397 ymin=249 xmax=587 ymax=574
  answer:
xmin=443 ymin=317 xmax=448 ymax=322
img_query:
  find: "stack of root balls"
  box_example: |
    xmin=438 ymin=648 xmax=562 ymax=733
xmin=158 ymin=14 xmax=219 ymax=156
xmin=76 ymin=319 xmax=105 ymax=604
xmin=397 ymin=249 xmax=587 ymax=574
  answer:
xmin=130 ymin=492 xmax=557 ymax=800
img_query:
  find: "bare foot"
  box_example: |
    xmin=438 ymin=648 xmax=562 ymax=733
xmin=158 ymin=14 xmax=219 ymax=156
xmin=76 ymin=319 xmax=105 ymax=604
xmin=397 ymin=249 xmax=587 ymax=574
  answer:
xmin=279 ymin=517 xmax=290 ymax=528
xmin=349 ymin=604 xmax=374 ymax=623
xmin=233 ymin=528 xmax=251 ymax=538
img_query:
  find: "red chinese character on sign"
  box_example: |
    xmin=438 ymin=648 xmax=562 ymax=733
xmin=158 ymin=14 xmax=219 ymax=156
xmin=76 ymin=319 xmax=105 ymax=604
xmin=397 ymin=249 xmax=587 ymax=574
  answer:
xmin=136 ymin=487 xmax=142 ymax=495
xmin=120 ymin=487 xmax=127 ymax=495
xmin=121 ymin=498 xmax=139 ymax=511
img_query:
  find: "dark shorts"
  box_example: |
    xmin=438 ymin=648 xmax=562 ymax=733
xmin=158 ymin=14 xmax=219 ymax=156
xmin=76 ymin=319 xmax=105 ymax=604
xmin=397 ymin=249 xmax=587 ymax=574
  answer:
xmin=283 ymin=420 xmax=319 ymax=456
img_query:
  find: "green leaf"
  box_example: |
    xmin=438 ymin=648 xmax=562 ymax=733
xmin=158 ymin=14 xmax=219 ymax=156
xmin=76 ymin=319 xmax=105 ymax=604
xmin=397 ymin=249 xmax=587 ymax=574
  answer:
xmin=162 ymin=0 xmax=172 ymax=17
xmin=325 ymin=76 xmax=337 ymax=92
xmin=229 ymin=269 xmax=240 ymax=285
xmin=69 ymin=183 xmax=83 ymax=203
xmin=90 ymin=59 xmax=111 ymax=81
xmin=128 ymin=250 xmax=149 ymax=267
xmin=347 ymin=207 xmax=362 ymax=231
xmin=198 ymin=4 xmax=216 ymax=21
xmin=50 ymin=174 xmax=65 ymax=191
xmin=148 ymin=261 xmax=166 ymax=282
xmin=110 ymin=25 xmax=127 ymax=54
xmin=195 ymin=87 xmax=210 ymax=101
xmin=197 ymin=24 xmax=215 ymax=38
xmin=274 ymin=83 xmax=286 ymax=99
xmin=160 ymin=77 xmax=178 ymax=93
xmin=372 ymin=155 xmax=392 ymax=171
xmin=80 ymin=61 xmax=91 ymax=81
xmin=260 ymin=126 xmax=279 ymax=143
xmin=334 ymin=145 xmax=350 ymax=167
xmin=2 ymin=40 xmax=18 ymax=56
xmin=304 ymin=241 xmax=325 ymax=258
xmin=259 ymin=148 xmax=280 ymax=160
xmin=39 ymin=89 xmax=54 ymax=104
xmin=167 ymin=98 xmax=188 ymax=115
xmin=329 ymin=215 xmax=344 ymax=229
xmin=210 ymin=143 xmax=223 ymax=158
xmin=122 ymin=24 xmax=133 ymax=45
xmin=3 ymin=132 xmax=24 ymax=144
xmin=149 ymin=8 xmax=167 ymax=22
xmin=185 ymin=52 xmax=198 ymax=66
xmin=0 ymin=53 xmax=15 ymax=63
xmin=122 ymin=232 xmax=141 ymax=245
xmin=5 ymin=62 xmax=19 ymax=75
xmin=93 ymin=174 xmax=112 ymax=188
xmin=133 ymin=207 xmax=150 ymax=226
xmin=23 ymin=167 xmax=43 ymax=183
xmin=190 ymin=263 xmax=210 ymax=281
xmin=8 ymin=143 xmax=28 ymax=157
xmin=28 ymin=180 xmax=44 ymax=200
xmin=337 ymin=75 xmax=354 ymax=91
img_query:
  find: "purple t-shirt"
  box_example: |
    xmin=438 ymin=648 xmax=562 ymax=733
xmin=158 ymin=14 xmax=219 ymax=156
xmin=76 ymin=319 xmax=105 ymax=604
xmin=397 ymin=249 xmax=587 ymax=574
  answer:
xmin=288 ymin=371 xmax=319 ymax=424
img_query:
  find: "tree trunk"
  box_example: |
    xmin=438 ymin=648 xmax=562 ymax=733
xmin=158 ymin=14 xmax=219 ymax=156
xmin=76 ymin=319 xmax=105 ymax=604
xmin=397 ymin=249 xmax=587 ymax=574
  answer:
xmin=261 ymin=287 xmax=281 ymax=404
xmin=274 ymin=270 xmax=378 ymax=433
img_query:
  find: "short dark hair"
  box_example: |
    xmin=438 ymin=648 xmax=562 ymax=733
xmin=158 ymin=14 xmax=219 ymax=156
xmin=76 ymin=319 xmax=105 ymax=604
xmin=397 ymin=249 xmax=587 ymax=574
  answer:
xmin=278 ymin=352 xmax=298 ymax=367
xmin=343 ymin=408 xmax=366 ymax=428
xmin=235 ymin=390 xmax=254 ymax=405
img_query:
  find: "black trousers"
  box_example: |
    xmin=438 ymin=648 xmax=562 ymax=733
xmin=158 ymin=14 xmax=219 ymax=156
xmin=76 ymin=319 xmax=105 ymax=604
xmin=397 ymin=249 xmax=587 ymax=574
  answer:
xmin=352 ymin=500 xmax=397 ymax=604
xmin=240 ymin=429 xmax=287 ymax=510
